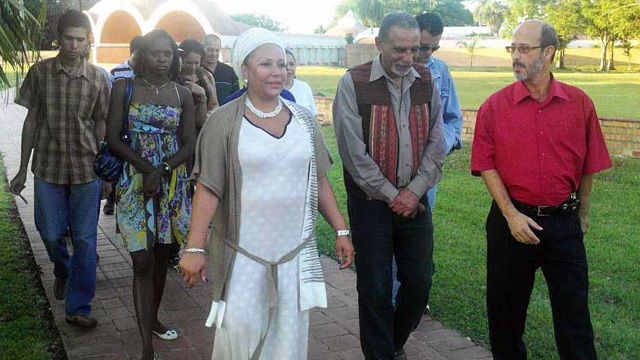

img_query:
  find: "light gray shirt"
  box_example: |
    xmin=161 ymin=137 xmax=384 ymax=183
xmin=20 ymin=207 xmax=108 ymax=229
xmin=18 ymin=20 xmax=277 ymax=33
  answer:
xmin=333 ymin=56 xmax=446 ymax=203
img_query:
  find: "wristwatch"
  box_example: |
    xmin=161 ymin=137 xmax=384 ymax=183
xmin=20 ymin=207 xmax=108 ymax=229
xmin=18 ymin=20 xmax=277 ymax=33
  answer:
xmin=162 ymin=162 xmax=171 ymax=175
xmin=335 ymin=229 xmax=350 ymax=237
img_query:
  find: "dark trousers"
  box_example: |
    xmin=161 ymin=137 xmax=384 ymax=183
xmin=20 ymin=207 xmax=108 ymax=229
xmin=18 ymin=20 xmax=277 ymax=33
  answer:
xmin=348 ymin=196 xmax=433 ymax=360
xmin=486 ymin=202 xmax=597 ymax=360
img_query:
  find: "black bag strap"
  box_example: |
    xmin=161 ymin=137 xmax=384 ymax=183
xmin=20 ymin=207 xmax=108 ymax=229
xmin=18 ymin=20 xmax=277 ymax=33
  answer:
xmin=120 ymin=77 xmax=134 ymax=142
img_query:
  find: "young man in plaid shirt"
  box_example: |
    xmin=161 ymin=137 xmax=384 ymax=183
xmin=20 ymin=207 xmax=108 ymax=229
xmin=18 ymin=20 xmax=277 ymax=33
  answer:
xmin=10 ymin=10 xmax=110 ymax=329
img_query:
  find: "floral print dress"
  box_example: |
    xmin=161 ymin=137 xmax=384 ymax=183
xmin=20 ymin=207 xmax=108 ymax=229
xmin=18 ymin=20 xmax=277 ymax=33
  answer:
xmin=116 ymin=100 xmax=191 ymax=252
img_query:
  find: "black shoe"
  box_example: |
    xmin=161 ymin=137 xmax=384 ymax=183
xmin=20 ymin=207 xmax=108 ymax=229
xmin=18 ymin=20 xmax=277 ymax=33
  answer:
xmin=103 ymin=201 xmax=115 ymax=215
xmin=65 ymin=314 xmax=97 ymax=329
xmin=54 ymin=277 xmax=67 ymax=300
xmin=394 ymin=347 xmax=408 ymax=360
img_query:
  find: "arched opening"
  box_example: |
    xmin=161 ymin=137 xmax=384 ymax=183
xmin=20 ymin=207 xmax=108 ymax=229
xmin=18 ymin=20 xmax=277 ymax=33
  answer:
xmin=155 ymin=11 xmax=205 ymax=42
xmin=98 ymin=10 xmax=143 ymax=64
xmin=100 ymin=10 xmax=142 ymax=43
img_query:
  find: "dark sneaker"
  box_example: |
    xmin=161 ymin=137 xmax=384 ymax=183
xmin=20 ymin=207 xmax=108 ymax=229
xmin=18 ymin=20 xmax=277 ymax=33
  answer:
xmin=54 ymin=277 xmax=67 ymax=300
xmin=66 ymin=314 xmax=97 ymax=329
xmin=103 ymin=201 xmax=115 ymax=215
xmin=394 ymin=347 xmax=408 ymax=360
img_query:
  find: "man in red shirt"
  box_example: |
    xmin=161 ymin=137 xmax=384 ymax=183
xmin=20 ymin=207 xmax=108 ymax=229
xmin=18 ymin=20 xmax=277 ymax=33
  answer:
xmin=471 ymin=20 xmax=611 ymax=359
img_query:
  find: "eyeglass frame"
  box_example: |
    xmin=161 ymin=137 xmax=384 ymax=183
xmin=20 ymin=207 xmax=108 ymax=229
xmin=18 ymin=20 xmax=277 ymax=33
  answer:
xmin=505 ymin=44 xmax=549 ymax=54
xmin=418 ymin=44 xmax=440 ymax=53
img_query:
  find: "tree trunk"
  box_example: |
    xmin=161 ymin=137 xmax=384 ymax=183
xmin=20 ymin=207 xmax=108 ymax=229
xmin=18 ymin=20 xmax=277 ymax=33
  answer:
xmin=599 ymin=35 xmax=608 ymax=71
xmin=607 ymin=40 xmax=616 ymax=70
xmin=556 ymin=48 xmax=566 ymax=69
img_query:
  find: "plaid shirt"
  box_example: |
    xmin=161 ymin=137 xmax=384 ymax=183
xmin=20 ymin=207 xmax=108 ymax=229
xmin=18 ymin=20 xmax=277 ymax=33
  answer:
xmin=15 ymin=56 xmax=110 ymax=185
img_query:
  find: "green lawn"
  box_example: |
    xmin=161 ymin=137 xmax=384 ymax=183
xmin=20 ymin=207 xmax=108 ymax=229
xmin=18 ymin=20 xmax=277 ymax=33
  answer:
xmin=0 ymin=160 xmax=64 ymax=359
xmin=297 ymin=66 xmax=640 ymax=120
xmin=316 ymin=127 xmax=640 ymax=359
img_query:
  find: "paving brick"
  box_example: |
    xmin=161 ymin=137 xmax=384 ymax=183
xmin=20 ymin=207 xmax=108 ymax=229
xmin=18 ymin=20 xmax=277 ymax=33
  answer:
xmin=320 ymin=333 xmax=360 ymax=351
xmin=444 ymin=345 xmax=493 ymax=360
xmin=311 ymin=323 xmax=349 ymax=339
xmin=310 ymin=310 xmax=333 ymax=325
xmin=113 ymin=317 xmax=138 ymax=331
xmin=321 ymin=305 xmax=359 ymax=321
xmin=337 ymin=318 xmax=360 ymax=336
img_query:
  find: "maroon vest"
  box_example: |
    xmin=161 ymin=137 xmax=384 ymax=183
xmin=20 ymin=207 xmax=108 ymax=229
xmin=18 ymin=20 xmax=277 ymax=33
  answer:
xmin=344 ymin=61 xmax=432 ymax=199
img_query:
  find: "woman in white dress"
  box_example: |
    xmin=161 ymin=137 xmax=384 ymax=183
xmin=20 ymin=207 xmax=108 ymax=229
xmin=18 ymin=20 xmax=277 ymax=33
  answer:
xmin=284 ymin=49 xmax=318 ymax=117
xmin=179 ymin=28 xmax=354 ymax=360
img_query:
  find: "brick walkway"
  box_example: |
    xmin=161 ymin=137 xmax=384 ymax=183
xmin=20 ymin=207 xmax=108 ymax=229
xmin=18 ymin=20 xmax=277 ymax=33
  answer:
xmin=0 ymin=90 xmax=491 ymax=360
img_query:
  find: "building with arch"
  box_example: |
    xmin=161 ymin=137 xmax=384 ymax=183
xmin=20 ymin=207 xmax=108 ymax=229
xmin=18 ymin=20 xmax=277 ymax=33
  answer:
xmin=85 ymin=0 xmax=249 ymax=64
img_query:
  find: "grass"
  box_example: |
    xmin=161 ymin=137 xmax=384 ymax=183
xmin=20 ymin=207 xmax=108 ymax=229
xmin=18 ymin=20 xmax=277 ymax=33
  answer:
xmin=0 ymin=159 xmax=65 ymax=359
xmin=296 ymin=66 xmax=640 ymax=120
xmin=315 ymin=126 xmax=640 ymax=358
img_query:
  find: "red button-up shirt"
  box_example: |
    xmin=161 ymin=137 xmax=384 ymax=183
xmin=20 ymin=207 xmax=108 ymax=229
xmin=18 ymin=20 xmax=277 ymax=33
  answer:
xmin=471 ymin=75 xmax=612 ymax=206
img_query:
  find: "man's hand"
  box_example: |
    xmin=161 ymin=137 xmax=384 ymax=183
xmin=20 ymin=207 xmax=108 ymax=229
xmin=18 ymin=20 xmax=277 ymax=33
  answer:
xmin=504 ymin=210 xmax=543 ymax=244
xmin=179 ymin=252 xmax=207 ymax=287
xmin=9 ymin=170 xmax=27 ymax=195
xmin=579 ymin=212 xmax=589 ymax=235
xmin=389 ymin=189 xmax=420 ymax=217
xmin=100 ymin=182 xmax=112 ymax=200
xmin=335 ymin=235 xmax=355 ymax=269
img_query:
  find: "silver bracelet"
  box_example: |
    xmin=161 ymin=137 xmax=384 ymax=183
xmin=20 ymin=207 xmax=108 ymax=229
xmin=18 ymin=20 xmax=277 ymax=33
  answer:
xmin=184 ymin=248 xmax=207 ymax=255
xmin=335 ymin=229 xmax=350 ymax=237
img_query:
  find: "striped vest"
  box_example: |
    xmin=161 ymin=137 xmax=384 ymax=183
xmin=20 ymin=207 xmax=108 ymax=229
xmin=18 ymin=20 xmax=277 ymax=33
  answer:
xmin=344 ymin=61 xmax=432 ymax=199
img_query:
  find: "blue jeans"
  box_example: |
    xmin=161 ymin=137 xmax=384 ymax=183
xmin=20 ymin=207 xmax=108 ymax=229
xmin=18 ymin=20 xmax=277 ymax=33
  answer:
xmin=34 ymin=178 xmax=100 ymax=316
xmin=392 ymin=184 xmax=437 ymax=303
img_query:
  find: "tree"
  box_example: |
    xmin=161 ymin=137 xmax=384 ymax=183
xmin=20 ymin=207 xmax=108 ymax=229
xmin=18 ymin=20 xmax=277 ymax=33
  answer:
xmin=502 ymin=0 xmax=551 ymax=36
xmin=0 ymin=0 xmax=47 ymax=89
xmin=582 ymin=0 xmax=617 ymax=71
xmin=334 ymin=0 xmax=474 ymax=27
xmin=230 ymin=14 xmax=286 ymax=32
xmin=314 ymin=25 xmax=327 ymax=34
xmin=474 ymin=0 xmax=508 ymax=35
xmin=355 ymin=0 xmax=385 ymax=27
xmin=457 ymin=34 xmax=480 ymax=67
xmin=546 ymin=0 xmax=583 ymax=69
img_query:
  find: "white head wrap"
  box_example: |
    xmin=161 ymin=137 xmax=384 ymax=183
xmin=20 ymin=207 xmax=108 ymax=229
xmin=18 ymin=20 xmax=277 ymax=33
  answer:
xmin=231 ymin=27 xmax=286 ymax=82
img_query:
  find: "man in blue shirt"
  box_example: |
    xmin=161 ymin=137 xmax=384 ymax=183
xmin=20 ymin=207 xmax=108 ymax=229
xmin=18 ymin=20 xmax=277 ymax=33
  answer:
xmin=415 ymin=12 xmax=463 ymax=208
xmin=391 ymin=12 xmax=463 ymax=311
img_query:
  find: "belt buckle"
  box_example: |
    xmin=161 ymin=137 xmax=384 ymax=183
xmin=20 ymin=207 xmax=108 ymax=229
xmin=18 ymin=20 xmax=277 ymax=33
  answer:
xmin=536 ymin=206 xmax=550 ymax=217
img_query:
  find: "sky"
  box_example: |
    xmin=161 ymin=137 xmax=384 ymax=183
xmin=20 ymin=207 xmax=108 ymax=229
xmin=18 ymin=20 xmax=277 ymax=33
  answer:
xmin=213 ymin=0 xmax=345 ymax=34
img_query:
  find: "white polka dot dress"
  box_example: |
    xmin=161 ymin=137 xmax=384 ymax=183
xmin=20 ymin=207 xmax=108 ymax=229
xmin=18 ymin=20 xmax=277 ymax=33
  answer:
xmin=211 ymin=115 xmax=311 ymax=360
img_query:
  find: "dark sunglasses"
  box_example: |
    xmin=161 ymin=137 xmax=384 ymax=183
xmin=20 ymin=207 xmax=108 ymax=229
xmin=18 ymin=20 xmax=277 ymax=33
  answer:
xmin=506 ymin=44 xmax=547 ymax=54
xmin=418 ymin=44 xmax=440 ymax=53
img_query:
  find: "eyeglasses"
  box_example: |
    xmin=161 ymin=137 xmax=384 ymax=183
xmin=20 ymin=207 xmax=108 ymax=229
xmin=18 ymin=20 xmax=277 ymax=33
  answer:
xmin=506 ymin=44 xmax=547 ymax=54
xmin=418 ymin=44 xmax=440 ymax=53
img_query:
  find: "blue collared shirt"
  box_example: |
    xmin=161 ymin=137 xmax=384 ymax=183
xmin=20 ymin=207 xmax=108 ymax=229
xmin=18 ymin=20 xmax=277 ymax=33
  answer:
xmin=426 ymin=57 xmax=463 ymax=153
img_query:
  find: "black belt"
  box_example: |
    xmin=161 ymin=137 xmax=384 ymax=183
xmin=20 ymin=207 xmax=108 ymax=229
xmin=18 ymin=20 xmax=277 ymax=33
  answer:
xmin=512 ymin=193 xmax=580 ymax=217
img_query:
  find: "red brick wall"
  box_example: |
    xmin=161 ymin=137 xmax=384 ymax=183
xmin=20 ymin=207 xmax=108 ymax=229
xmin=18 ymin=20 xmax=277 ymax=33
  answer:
xmin=314 ymin=96 xmax=640 ymax=157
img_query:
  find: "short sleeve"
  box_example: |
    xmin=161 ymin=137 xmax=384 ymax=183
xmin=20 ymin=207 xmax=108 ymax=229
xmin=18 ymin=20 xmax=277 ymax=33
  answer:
xmin=470 ymin=101 xmax=496 ymax=176
xmin=14 ymin=65 xmax=39 ymax=110
xmin=581 ymin=97 xmax=612 ymax=174
xmin=191 ymin=113 xmax=229 ymax=199
xmin=313 ymin=120 xmax=333 ymax=178
xmin=92 ymin=70 xmax=111 ymax=123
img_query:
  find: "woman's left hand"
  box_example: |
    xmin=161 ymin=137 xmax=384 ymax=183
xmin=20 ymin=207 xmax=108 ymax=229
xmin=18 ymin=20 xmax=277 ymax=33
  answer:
xmin=335 ymin=235 xmax=355 ymax=269
xmin=143 ymin=168 xmax=163 ymax=197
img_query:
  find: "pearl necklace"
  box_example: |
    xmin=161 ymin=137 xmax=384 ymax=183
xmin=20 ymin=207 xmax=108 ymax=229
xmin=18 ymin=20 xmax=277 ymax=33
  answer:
xmin=140 ymin=77 xmax=172 ymax=96
xmin=245 ymin=96 xmax=283 ymax=118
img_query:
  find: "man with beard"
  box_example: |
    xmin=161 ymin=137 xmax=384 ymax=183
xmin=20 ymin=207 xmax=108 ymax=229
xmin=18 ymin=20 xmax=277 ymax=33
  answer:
xmin=471 ymin=20 xmax=611 ymax=359
xmin=333 ymin=12 xmax=445 ymax=360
